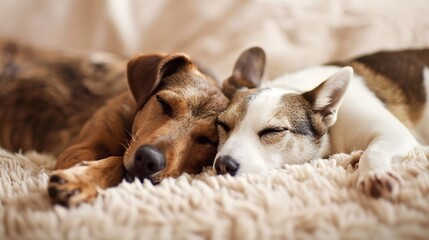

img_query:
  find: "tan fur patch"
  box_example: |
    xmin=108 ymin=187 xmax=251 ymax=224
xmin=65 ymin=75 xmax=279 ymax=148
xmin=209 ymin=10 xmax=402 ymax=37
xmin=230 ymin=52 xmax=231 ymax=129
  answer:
xmin=0 ymin=40 xmax=128 ymax=155
xmin=276 ymin=94 xmax=325 ymax=138
xmin=260 ymin=131 xmax=287 ymax=145
xmin=350 ymin=62 xmax=416 ymax=127
xmin=346 ymin=49 xmax=429 ymax=127
xmin=217 ymin=88 xmax=260 ymax=133
xmin=48 ymin=156 xmax=125 ymax=207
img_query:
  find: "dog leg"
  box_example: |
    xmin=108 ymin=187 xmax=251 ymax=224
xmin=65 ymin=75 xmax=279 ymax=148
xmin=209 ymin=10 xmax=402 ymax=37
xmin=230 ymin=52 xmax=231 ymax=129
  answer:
xmin=357 ymin=143 xmax=403 ymax=199
xmin=48 ymin=156 xmax=124 ymax=207
xmin=346 ymin=114 xmax=417 ymax=199
xmin=48 ymin=92 xmax=135 ymax=206
xmin=343 ymin=116 xmax=417 ymax=199
xmin=332 ymin=77 xmax=418 ymax=200
xmin=54 ymin=92 xmax=135 ymax=169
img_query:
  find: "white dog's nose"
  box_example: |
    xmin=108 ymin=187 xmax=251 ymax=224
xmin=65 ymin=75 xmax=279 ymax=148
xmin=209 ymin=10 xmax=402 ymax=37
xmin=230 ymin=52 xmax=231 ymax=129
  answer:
xmin=214 ymin=155 xmax=239 ymax=176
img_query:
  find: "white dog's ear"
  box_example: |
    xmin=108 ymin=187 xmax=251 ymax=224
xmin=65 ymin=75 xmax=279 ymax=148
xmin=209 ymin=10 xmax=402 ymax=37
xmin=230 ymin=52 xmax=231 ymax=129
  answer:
xmin=222 ymin=47 xmax=266 ymax=98
xmin=303 ymin=67 xmax=353 ymax=127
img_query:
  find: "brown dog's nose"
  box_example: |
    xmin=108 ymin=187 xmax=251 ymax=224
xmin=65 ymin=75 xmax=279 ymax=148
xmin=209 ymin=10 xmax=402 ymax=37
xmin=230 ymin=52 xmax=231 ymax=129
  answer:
xmin=214 ymin=155 xmax=239 ymax=176
xmin=134 ymin=145 xmax=165 ymax=177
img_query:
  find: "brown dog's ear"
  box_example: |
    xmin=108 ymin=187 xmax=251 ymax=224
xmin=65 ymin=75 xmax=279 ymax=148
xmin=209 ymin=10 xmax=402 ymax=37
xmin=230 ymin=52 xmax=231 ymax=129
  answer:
xmin=127 ymin=53 xmax=193 ymax=109
xmin=222 ymin=47 xmax=266 ymax=98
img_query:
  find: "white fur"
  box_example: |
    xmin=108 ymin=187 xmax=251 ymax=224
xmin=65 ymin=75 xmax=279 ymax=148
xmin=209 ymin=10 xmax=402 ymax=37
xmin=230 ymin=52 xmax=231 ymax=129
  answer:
xmin=313 ymin=67 xmax=353 ymax=112
xmin=331 ymin=72 xmax=418 ymax=170
xmin=414 ymin=67 xmax=429 ymax=144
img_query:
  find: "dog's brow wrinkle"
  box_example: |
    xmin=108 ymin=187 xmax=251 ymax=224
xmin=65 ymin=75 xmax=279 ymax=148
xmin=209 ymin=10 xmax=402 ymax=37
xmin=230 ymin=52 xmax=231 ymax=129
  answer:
xmin=289 ymin=115 xmax=316 ymax=137
xmin=191 ymin=101 xmax=210 ymax=117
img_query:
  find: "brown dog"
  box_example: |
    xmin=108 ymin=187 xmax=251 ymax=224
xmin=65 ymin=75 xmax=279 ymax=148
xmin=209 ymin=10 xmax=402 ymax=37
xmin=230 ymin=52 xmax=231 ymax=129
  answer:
xmin=0 ymin=41 xmax=229 ymax=207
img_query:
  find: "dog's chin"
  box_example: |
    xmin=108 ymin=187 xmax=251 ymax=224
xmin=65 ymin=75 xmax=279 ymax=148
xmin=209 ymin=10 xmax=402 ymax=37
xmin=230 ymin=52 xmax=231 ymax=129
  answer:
xmin=234 ymin=166 xmax=268 ymax=176
xmin=124 ymin=170 xmax=161 ymax=185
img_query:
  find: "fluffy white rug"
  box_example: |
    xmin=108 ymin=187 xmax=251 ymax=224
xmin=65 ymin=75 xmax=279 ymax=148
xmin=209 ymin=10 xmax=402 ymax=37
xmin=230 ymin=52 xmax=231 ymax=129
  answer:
xmin=1 ymin=147 xmax=429 ymax=240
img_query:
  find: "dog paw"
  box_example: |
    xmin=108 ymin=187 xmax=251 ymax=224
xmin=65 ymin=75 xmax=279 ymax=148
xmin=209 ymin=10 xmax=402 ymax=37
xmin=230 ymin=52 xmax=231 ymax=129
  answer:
xmin=349 ymin=150 xmax=363 ymax=170
xmin=47 ymin=163 xmax=99 ymax=207
xmin=357 ymin=171 xmax=400 ymax=200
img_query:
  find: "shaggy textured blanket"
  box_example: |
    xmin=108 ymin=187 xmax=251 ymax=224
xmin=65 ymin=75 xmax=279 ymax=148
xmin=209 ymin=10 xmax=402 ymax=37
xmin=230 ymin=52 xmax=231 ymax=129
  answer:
xmin=1 ymin=147 xmax=429 ymax=239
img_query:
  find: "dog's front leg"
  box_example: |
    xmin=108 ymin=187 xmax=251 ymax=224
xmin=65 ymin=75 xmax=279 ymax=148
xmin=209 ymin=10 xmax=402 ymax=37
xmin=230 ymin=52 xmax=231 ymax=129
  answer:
xmin=48 ymin=156 xmax=124 ymax=207
xmin=54 ymin=92 xmax=135 ymax=170
xmin=356 ymin=134 xmax=416 ymax=200
xmin=332 ymin=80 xmax=418 ymax=200
xmin=48 ymin=92 xmax=135 ymax=206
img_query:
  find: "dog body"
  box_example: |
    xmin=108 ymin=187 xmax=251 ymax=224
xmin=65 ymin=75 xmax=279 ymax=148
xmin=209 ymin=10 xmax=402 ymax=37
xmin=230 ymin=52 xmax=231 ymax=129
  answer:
xmin=0 ymin=41 xmax=229 ymax=207
xmin=214 ymin=48 xmax=429 ymax=199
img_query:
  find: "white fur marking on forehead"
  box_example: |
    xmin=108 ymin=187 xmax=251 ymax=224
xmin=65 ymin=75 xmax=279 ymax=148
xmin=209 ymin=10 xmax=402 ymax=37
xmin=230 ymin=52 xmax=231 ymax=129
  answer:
xmin=242 ymin=88 xmax=289 ymax=129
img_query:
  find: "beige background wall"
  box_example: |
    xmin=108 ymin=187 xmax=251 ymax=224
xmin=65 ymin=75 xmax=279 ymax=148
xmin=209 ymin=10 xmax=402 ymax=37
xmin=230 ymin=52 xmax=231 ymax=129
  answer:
xmin=0 ymin=0 xmax=429 ymax=79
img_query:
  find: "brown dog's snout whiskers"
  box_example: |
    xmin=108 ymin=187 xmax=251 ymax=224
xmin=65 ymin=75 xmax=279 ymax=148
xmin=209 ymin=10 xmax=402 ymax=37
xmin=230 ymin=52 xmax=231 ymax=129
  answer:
xmin=214 ymin=155 xmax=239 ymax=176
xmin=133 ymin=145 xmax=166 ymax=178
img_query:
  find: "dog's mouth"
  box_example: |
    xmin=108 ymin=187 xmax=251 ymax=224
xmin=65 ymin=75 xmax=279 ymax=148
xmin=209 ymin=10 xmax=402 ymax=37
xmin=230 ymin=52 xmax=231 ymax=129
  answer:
xmin=124 ymin=170 xmax=162 ymax=185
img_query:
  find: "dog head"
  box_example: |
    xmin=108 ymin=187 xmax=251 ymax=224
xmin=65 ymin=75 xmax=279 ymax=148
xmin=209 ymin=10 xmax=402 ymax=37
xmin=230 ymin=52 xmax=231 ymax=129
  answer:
xmin=214 ymin=47 xmax=352 ymax=176
xmin=123 ymin=53 xmax=229 ymax=183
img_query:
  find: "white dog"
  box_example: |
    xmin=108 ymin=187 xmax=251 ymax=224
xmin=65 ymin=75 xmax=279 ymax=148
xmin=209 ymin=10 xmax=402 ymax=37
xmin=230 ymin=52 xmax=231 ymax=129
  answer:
xmin=214 ymin=47 xmax=429 ymax=199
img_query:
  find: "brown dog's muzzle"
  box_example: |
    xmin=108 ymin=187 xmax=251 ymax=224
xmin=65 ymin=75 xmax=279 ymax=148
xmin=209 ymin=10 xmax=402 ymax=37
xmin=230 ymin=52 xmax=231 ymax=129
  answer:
xmin=125 ymin=144 xmax=165 ymax=183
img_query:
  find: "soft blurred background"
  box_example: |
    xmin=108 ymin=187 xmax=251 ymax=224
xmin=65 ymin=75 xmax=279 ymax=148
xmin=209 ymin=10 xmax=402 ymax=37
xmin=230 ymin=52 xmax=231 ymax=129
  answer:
xmin=1 ymin=0 xmax=429 ymax=80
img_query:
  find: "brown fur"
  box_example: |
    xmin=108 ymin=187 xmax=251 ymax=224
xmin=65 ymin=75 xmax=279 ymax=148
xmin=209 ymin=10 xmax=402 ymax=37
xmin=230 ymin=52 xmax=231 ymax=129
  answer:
xmin=345 ymin=49 xmax=429 ymax=126
xmin=48 ymin=156 xmax=125 ymax=207
xmin=216 ymin=47 xmax=267 ymax=141
xmin=0 ymin=41 xmax=228 ymax=207
xmin=278 ymin=94 xmax=324 ymax=138
xmin=123 ymin=64 xmax=228 ymax=181
xmin=217 ymin=88 xmax=259 ymax=132
xmin=0 ymin=40 xmax=128 ymax=155
xmin=222 ymin=47 xmax=265 ymax=99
